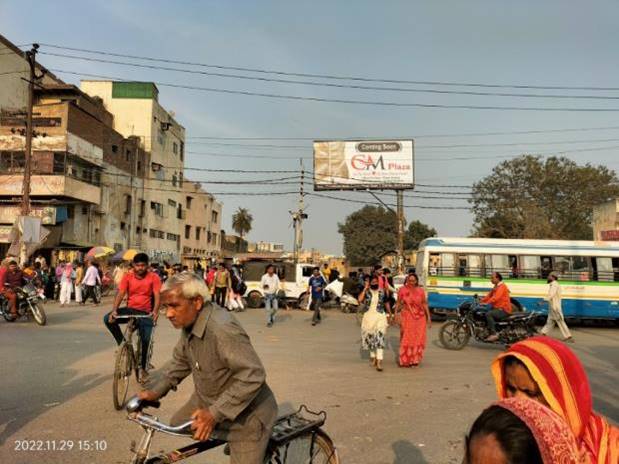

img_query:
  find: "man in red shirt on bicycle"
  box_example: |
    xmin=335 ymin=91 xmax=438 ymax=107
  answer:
xmin=104 ymin=253 xmax=161 ymax=382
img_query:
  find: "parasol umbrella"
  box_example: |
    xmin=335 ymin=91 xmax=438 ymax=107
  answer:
xmin=86 ymin=246 xmax=115 ymax=259
xmin=111 ymin=249 xmax=141 ymax=262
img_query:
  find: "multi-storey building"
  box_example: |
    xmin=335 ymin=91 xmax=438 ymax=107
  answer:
xmin=0 ymin=81 xmax=147 ymax=261
xmin=180 ymin=180 xmax=223 ymax=268
xmin=81 ymin=80 xmax=186 ymax=263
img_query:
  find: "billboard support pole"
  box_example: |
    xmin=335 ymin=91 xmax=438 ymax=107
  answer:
xmin=396 ymin=189 xmax=405 ymax=274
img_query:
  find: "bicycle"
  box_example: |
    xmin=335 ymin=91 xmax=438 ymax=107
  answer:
xmin=113 ymin=314 xmax=156 ymax=411
xmin=126 ymin=396 xmax=340 ymax=463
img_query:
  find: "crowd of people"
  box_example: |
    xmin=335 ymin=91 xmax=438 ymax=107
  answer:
xmin=2 ymin=252 xmax=617 ymax=463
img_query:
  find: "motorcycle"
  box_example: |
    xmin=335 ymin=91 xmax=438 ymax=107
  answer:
xmin=324 ymin=279 xmax=361 ymax=313
xmin=0 ymin=282 xmax=47 ymax=325
xmin=438 ymin=295 xmax=537 ymax=350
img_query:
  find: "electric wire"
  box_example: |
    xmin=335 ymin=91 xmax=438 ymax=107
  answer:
xmin=49 ymin=68 xmax=619 ymax=112
xmin=37 ymin=42 xmax=619 ymax=91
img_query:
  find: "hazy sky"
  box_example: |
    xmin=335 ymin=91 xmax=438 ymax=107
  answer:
xmin=2 ymin=1 xmax=619 ymax=254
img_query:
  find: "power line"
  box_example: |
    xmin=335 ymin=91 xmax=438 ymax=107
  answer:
xmin=185 ymin=125 xmax=619 ymax=140
xmin=39 ymin=51 xmax=619 ymax=101
xmin=38 ymin=42 xmax=619 ymax=92
xmin=50 ymin=68 xmax=619 ymax=112
xmin=307 ymin=192 xmax=470 ymax=210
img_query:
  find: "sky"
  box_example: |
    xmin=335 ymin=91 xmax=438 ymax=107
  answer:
xmin=2 ymin=0 xmax=619 ymax=254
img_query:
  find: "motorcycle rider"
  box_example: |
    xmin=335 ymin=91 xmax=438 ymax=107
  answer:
xmin=481 ymin=272 xmax=512 ymax=342
xmin=0 ymin=259 xmax=24 ymax=320
xmin=104 ymin=253 xmax=161 ymax=382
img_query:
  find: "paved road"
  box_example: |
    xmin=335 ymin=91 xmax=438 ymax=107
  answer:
xmin=0 ymin=300 xmax=617 ymax=464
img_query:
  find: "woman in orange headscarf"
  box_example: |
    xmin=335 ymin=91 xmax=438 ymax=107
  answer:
xmin=491 ymin=336 xmax=619 ymax=464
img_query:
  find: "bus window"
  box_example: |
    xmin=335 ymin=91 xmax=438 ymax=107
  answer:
xmin=468 ymin=255 xmax=482 ymax=277
xmin=509 ymin=255 xmax=519 ymax=278
xmin=440 ymin=253 xmax=456 ymax=276
xmin=457 ymin=254 xmax=481 ymax=277
xmin=429 ymin=253 xmax=440 ymax=276
xmin=520 ymin=255 xmax=541 ymax=279
xmin=541 ymin=256 xmax=552 ymax=279
xmin=553 ymin=256 xmax=590 ymax=281
xmin=484 ymin=255 xmax=510 ymax=277
xmin=593 ymin=257 xmax=613 ymax=282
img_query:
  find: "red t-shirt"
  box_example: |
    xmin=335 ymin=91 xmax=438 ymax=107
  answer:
xmin=119 ymin=271 xmax=161 ymax=312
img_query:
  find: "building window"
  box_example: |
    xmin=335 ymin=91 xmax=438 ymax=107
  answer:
xmin=112 ymin=145 xmax=118 ymax=154
xmin=136 ymin=226 xmax=141 ymax=234
xmin=211 ymin=211 xmax=218 ymax=223
xmin=125 ymin=194 xmax=132 ymax=215
xmin=67 ymin=205 xmax=75 ymax=219
xmin=180 ymin=141 xmax=184 ymax=161
xmin=125 ymin=149 xmax=131 ymax=161
xmin=139 ymin=200 xmax=145 ymax=217
xmin=173 ymin=142 xmax=178 ymax=155
xmin=185 ymin=225 xmax=191 ymax=240
xmin=196 ymin=227 xmax=201 ymax=241
xmin=120 ymin=222 xmax=126 ymax=230
xmin=81 ymin=205 xmax=88 ymax=215
xmin=150 ymin=201 xmax=164 ymax=217
xmin=207 ymin=231 xmax=212 ymax=243
xmin=137 ymin=161 xmax=142 ymax=172
xmin=172 ymin=172 xmax=177 ymax=187
xmin=186 ymin=196 xmax=193 ymax=209
xmin=168 ymin=199 xmax=177 ymax=207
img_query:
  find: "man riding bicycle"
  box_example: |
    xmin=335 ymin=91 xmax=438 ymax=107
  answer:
xmin=104 ymin=253 xmax=161 ymax=383
xmin=138 ymin=272 xmax=277 ymax=464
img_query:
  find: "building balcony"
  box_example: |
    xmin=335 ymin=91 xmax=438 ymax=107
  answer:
xmin=0 ymin=174 xmax=101 ymax=204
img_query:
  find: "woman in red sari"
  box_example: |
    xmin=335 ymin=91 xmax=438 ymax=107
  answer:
xmin=396 ymin=273 xmax=431 ymax=367
xmin=491 ymin=336 xmax=619 ymax=464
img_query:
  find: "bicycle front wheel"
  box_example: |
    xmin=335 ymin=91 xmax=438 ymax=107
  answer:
xmin=113 ymin=343 xmax=133 ymax=410
xmin=265 ymin=430 xmax=339 ymax=464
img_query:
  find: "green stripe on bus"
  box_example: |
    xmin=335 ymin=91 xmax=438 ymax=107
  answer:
xmin=429 ymin=276 xmax=619 ymax=286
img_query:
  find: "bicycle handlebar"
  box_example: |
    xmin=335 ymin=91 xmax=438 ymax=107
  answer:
xmin=129 ymin=413 xmax=195 ymax=437
xmin=113 ymin=314 xmax=153 ymax=319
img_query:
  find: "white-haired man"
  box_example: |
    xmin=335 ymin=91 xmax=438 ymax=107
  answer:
xmin=138 ymin=273 xmax=277 ymax=464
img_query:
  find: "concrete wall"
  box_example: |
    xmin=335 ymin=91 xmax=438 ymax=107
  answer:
xmin=0 ymin=38 xmax=62 ymax=113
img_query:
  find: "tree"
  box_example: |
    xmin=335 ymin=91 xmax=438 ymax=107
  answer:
xmin=232 ymin=207 xmax=253 ymax=240
xmin=338 ymin=205 xmax=397 ymax=266
xmin=470 ymin=155 xmax=619 ymax=240
xmin=404 ymin=220 xmax=437 ymax=251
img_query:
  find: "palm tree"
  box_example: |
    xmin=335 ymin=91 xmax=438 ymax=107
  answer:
xmin=232 ymin=208 xmax=253 ymax=249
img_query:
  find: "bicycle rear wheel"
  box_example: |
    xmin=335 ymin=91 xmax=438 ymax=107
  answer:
xmin=265 ymin=429 xmax=339 ymax=464
xmin=113 ymin=343 xmax=133 ymax=410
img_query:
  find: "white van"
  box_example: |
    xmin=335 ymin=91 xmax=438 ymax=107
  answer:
xmin=242 ymin=260 xmax=315 ymax=308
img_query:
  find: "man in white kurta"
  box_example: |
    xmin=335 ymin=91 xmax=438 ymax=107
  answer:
xmin=540 ymin=272 xmax=573 ymax=342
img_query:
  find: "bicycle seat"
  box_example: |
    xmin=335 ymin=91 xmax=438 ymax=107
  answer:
xmin=126 ymin=396 xmax=161 ymax=413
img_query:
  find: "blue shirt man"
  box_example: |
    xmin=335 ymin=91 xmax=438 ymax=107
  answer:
xmin=307 ymin=267 xmax=327 ymax=326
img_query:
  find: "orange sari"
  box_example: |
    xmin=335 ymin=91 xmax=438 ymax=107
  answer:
xmin=397 ymin=285 xmax=427 ymax=366
xmin=492 ymin=336 xmax=619 ymax=464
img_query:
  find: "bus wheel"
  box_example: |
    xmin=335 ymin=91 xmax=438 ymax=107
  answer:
xmin=247 ymin=291 xmax=263 ymax=308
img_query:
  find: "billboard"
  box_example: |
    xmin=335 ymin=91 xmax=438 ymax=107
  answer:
xmin=313 ymin=140 xmax=414 ymax=190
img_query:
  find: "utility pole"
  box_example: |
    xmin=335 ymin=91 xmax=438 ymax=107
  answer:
xmin=396 ymin=189 xmax=405 ymax=274
xmin=291 ymin=159 xmax=307 ymax=264
xmin=21 ymin=44 xmax=39 ymax=217
xmin=18 ymin=44 xmax=40 ymax=264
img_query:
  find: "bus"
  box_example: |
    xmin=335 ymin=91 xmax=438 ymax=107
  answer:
xmin=416 ymin=237 xmax=619 ymax=320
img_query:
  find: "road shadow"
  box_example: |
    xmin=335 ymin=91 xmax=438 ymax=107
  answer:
xmin=0 ymin=325 xmax=110 ymax=445
xmin=392 ymin=439 xmax=429 ymax=464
